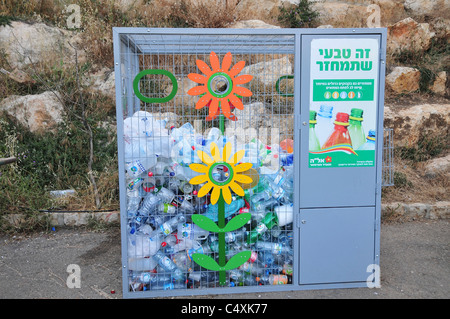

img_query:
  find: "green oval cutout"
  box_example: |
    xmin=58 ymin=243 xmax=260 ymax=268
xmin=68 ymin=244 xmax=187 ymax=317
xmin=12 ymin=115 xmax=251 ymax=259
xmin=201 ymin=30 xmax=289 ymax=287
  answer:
xmin=133 ymin=69 xmax=178 ymax=103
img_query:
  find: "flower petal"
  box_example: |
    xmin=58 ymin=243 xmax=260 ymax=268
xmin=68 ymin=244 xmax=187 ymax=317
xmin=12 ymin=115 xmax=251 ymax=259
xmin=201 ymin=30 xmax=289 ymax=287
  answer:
xmin=227 ymin=149 xmax=245 ymax=165
xmin=229 ymin=60 xmax=246 ymax=77
xmin=222 ymin=187 xmax=232 ymax=204
xmin=210 ymin=186 xmax=221 ymax=205
xmin=210 ymin=52 xmax=220 ymax=72
xmin=234 ymin=162 xmax=253 ymax=173
xmin=187 ymin=85 xmax=207 ymax=96
xmin=222 ymin=142 xmax=232 ymax=163
xmin=189 ymin=174 xmax=209 ymax=185
xmin=220 ymin=99 xmax=236 ymax=121
xmin=198 ymin=182 xmax=214 ymax=198
xmin=233 ymin=74 xmax=253 ymax=85
xmin=232 ymin=86 xmax=253 ymax=97
xmin=221 ymin=52 xmax=232 ymax=72
xmin=189 ymin=163 xmax=209 ymax=173
xmin=228 ymin=94 xmax=244 ymax=110
xmin=196 ymin=59 xmax=212 ymax=76
xmin=206 ymin=98 xmax=220 ymax=121
xmin=188 ymin=73 xmax=207 ymax=84
xmin=195 ymin=93 xmax=212 ymax=110
xmin=228 ymin=181 xmax=245 ymax=197
xmin=233 ymin=173 xmax=253 ymax=184
xmin=197 ymin=150 xmax=214 ymax=165
xmin=210 ymin=142 xmax=222 ymax=163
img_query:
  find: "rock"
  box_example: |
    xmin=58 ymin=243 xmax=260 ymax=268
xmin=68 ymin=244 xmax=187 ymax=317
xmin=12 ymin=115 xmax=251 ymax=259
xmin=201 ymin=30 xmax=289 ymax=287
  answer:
xmin=382 ymin=201 xmax=450 ymax=220
xmin=383 ymin=103 xmax=450 ymax=148
xmin=404 ymin=0 xmax=450 ymax=18
xmin=0 ymin=91 xmax=64 ymax=133
xmin=386 ymin=67 xmax=421 ymax=94
xmin=229 ymin=20 xmax=281 ymax=29
xmin=241 ymin=56 xmax=292 ymax=88
xmin=312 ymin=0 xmax=406 ymax=28
xmin=430 ymin=17 xmax=450 ymax=42
xmin=387 ymin=17 xmax=435 ymax=54
xmin=235 ymin=0 xmax=284 ymax=23
xmin=0 ymin=21 xmax=85 ymax=69
xmin=423 ymin=153 xmax=450 ymax=178
xmin=429 ymin=71 xmax=448 ymax=96
xmin=86 ymin=67 xmax=116 ymax=99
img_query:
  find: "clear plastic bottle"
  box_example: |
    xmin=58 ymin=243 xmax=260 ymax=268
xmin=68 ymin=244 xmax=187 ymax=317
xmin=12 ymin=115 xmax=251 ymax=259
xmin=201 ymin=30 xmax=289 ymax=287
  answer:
xmin=255 ymin=241 xmax=292 ymax=256
xmin=172 ymin=252 xmax=194 ymax=273
xmin=157 ymin=203 xmax=176 ymax=215
xmin=316 ymin=104 xmax=334 ymax=148
xmin=128 ymin=232 xmax=165 ymax=258
xmin=125 ymin=157 xmax=157 ymax=179
xmin=348 ymin=108 xmax=366 ymax=150
xmin=152 ymin=250 xmax=185 ymax=281
xmin=159 ymin=214 xmax=186 ymax=236
xmin=247 ymin=212 xmax=278 ymax=245
xmin=138 ymin=192 xmax=161 ymax=216
xmin=177 ymin=223 xmax=210 ymax=241
xmin=126 ymin=188 xmax=142 ymax=218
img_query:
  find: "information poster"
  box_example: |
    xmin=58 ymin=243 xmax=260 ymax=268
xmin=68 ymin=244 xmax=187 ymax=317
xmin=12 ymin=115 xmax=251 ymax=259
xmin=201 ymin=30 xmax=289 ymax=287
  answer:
xmin=308 ymin=38 xmax=379 ymax=168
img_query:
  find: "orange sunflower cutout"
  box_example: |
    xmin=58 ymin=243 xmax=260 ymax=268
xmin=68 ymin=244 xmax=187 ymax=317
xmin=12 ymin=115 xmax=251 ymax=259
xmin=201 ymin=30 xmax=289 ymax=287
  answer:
xmin=187 ymin=51 xmax=253 ymax=121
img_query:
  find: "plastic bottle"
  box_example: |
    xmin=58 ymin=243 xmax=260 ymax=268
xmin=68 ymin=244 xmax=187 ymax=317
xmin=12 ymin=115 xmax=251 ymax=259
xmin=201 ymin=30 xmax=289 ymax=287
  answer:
xmin=247 ymin=212 xmax=278 ymax=245
xmin=152 ymin=250 xmax=185 ymax=281
xmin=125 ymin=157 xmax=157 ymax=179
xmin=309 ymin=110 xmax=321 ymax=151
xmin=157 ymin=203 xmax=176 ymax=215
xmin=202 ymin=197 xmax=245 ymax=222
xmin=252 ymin=198 xmax=278 ymax=213
xmin=316 ymin=104 xmax=334 ymax=148
xmin=257 ymin=274 xmax=291 ymax=285
xmin=358 ymin=130 xmax=376 ymax=150
xmin=126 ymin=177 xmax=143 ymax=191
xmin=255 ymin=241 xmax=292 ymax=255
xmin=348 ymin=108 xmax=366 ymax=149
xmin=149 ymin=281 xmax=186 ymax=290
xmin=128 ymin=232 xmax=165 ymax=258
xmin=208 ymin=231 xmax=245 ymax=244
xmin=126 ymin=188 xmax=142 ymax=217
xmin=159 ymin=214 xmax=186 ymax=236
xmin=239 ymin=261 xmax=270 ymax=277
xmin=140 ymin=172 xmax=156 ymax=195
xmin=177 ymin=223 xmax=210 ymax=241
xmin=127 ymin=257 xmax=158 ymax=271
xmin=321 ymin=112 xmax=352 ymax=149
xmin=172 ymin=252 xmax=194 ymax=273
xmin=138 ymin=192 xmax=161 ymax=215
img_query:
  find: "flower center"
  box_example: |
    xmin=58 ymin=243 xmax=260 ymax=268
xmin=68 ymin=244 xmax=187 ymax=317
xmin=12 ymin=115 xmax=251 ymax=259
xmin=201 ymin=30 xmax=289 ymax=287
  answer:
xmin=208 ymin=73 xmax=233 ymax=98
xmin=209 ymin=162 xmax=234 ymax=186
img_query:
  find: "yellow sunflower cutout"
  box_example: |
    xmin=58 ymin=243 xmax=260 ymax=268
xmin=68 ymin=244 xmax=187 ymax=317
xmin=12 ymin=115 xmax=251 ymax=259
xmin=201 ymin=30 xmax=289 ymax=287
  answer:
xmin=187 ymin=51 xmax=253 ymax=121
xmin=188 ymin=141 xmax=253 ymax=204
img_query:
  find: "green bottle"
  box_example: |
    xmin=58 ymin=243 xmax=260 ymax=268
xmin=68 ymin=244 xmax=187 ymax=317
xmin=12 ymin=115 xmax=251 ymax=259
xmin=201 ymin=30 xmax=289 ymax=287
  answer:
xmin=348 ymin=108 xmax=365 ymax=149
xmin=309 ymin=110 xmax=321 ymax=151
xmin=247 ymin=212 xmax=278 ymax=245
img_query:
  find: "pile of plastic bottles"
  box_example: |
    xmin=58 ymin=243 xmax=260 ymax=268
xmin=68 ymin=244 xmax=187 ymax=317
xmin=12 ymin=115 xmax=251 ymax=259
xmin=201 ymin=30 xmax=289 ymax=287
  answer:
xmin=124 ymin=111 xmax=294 ymax=291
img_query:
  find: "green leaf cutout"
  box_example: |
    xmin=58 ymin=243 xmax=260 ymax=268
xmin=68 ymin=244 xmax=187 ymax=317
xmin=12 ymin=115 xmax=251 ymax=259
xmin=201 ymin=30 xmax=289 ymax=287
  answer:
xmin=191 ymin=214 xmax=220 ymax=233
xmin=192 ymin=253 xmax=221 ymax=271
xmin=224 ymin=251 xmax=252 ymax=270
xmin=222 ymin=213 xmax=251 ymax=232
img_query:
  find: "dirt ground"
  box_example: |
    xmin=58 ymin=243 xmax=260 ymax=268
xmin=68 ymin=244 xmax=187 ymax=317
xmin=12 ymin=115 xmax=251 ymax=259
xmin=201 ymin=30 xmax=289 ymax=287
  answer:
xmin=0 ymin=219 xmax=448 ymax=299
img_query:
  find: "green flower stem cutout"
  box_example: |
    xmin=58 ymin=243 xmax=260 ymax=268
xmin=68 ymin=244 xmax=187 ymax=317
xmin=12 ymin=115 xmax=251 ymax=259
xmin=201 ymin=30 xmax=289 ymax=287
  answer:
xmin=189 ymin=142 xmax=255 ymax=285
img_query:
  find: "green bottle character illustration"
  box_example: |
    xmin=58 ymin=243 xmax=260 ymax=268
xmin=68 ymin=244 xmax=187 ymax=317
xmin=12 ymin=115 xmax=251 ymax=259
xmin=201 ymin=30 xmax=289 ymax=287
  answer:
xmin=348 ymin=108 xmax=365 ymax=150
xmin=309 ymin=110 xmax=321 ymax=151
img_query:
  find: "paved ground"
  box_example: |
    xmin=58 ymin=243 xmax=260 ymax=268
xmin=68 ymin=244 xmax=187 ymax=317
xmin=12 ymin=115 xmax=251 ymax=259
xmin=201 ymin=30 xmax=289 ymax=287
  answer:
xmin=0 ymin=219 xmax=448 ymax=299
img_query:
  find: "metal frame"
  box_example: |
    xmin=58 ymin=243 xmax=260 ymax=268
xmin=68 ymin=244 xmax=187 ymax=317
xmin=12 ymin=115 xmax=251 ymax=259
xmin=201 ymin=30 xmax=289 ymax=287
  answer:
xmin=113 ymin=27 xmax=387 ymax=298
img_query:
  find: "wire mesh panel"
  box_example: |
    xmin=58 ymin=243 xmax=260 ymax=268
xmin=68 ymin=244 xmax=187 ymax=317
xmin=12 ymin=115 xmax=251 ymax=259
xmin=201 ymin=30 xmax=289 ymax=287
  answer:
xmin=116 ymin=31 xmax=296 ymax=295
xmin=382 ymin=128 xmax=394 ymax=187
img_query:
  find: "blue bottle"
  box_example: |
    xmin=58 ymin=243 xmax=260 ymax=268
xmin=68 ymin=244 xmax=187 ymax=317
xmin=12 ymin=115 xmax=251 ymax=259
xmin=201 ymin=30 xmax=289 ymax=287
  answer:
xmin=202 ymin=197 xmax=245 ymax=222
xmin=358 ymin=130 xmax=376 ymax=150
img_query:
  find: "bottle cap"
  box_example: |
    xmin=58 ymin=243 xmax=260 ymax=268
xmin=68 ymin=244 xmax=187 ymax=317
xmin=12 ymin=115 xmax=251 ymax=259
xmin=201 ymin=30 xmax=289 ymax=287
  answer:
xmin=334 ymin=112 xmax=350 ymax=126
xmin=148 ymin=171 xmax=154 ymax=177
xmin=350 ymin=108 xmax=364 ymax=120
xmin=309 ymin=110 xmax=317 ymax=123
xmin=318 ymin=105 xmax=333 ymax=118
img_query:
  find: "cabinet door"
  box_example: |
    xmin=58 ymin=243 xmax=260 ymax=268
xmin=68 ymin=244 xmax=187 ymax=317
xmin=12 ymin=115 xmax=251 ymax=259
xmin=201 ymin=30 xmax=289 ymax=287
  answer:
xmin=299 ymin=34 xmax=382 ymax=208
xmin=299 ymin=207 xmax=375 ymax=285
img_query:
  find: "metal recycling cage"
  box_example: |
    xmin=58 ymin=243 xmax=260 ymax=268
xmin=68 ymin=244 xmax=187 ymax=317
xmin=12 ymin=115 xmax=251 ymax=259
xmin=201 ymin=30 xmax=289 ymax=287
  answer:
xmin=113 ymin=27 xmax=388 ymax=298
